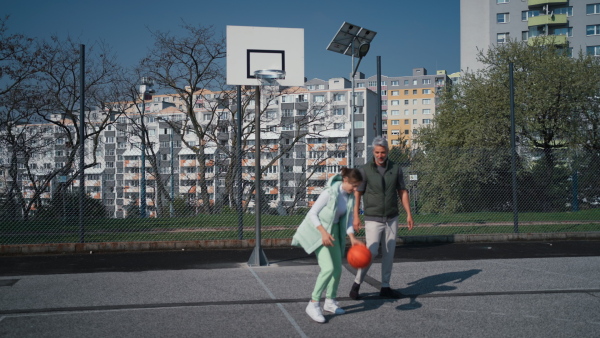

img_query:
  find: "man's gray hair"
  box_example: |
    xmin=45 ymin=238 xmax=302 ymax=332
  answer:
xmin=372 ymin=136 xmax=389 ymax=151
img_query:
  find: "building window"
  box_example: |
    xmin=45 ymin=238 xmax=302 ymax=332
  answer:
xmin=423 ymin=109 xmax=431 ymax=114
xmin=413 ymin=109 xmax=418 ymax=115
xmin=391 ymin=80 xmax=399 ymax=86
xmin=404 ymin=109 xmax=409 ymax=115
xmin=497 ymin=0 xmax=509 ymax=3
xmin=552 ymin=27 xmax=572 ymax=37
xmin=391 ymin=90 xmax=399 ymax=96
xmin=554 ymin=7 xmax=572 ymax=16
xmin=391 ymin=130 xmax=400 ymax=135
xmin=404 ymin=80 xmax=409 ymax=85
xmin=422 ymin=79 xmax=431 ymax=84
xmin=412 ymin=89 xmax=417 ymax=95
xmin=413 ymin=79 xmax=418 ymax=85
xmin=314 ymin=95 xmax=325 ymax=102
xmin=334 ymin=108 xmax=345 ymax=115
xmin=587 ymin=25 xmax=600 ymax=36
xmin=404 ymin=119 xmax=410 ymax=124
xmin=587 ymin=46 xmax=600 ymax=56
xmin=412 ymin=99 xmax=418 ymax=105
xmin=587 ymin=3 xmax=600 ymax=15
xmin=497 ymin=13 xmax=509 ymax=23
xmin=333 ymin=93 xmax=346 ymax=101
xmin=422 ymin=89 xmax=431 ymax=94
xmin=422 ymin=99 xmax=431 ymax=105
xmin=423 ymin=119 xmax=431 ymax=124
xmin=282 ymin=109 xmax=293 ymax=117
xmin=334 ymin=123 xmax=345 ymax=129
xmin=391 ymin=100 xmax=400 ymax=106
xmin=368 ymin=81 xmax=377 ymax=87
xmin=497 ymin=32 xmax=509 ymax=43
xmin=404 ymin=100 xmax=409 ymax=105
xmin=356 ymin=83 xmax=365 ymax=88
xmin=391 ymin=110 xmax=400 ymax=116
xmin=391 ymin=120 xmax=400 ymax=125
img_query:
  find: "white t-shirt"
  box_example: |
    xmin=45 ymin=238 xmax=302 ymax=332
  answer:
xmin=307 ymin=184 xmax=354 ymax=235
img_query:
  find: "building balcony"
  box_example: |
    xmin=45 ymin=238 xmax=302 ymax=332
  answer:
xmin=528 ymin=14 xmax=567 ymax=27
xmin=527 ymin=34 xmax=567 ymax=46
xmin=528 ymin=0 xmax=567 ymax=7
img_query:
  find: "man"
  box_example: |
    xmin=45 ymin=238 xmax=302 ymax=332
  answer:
xmin=349 ymin=136 xmax=414 ymax=299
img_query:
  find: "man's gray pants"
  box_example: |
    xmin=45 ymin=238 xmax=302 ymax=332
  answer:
xmin=354 ymin=216 xmax=398 ymax=288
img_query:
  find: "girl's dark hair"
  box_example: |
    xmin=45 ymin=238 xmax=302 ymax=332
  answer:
xmin=340 ymin=167 xmax=362 ymax=183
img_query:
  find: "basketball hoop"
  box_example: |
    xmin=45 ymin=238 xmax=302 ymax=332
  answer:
xmin=254 ymin=69 xmax=286 ymax=85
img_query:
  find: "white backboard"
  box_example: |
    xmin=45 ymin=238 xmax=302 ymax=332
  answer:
xmin=227 ymin=25 xmax=305 ymax=86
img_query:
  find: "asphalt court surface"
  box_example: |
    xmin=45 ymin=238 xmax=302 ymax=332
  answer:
xmin=1 ymin=240 xmax=599 ymax=337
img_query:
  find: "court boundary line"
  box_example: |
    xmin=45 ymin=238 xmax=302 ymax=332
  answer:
xmin=1 ymin=288 xmax=598 ymax=317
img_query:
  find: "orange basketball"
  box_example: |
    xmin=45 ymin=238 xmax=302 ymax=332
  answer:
xmin=347 ymin=244 xmax=372 ymax=269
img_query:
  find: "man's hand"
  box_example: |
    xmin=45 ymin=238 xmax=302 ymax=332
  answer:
xmin=353 ymin=217 xmax=362 ymax=233
xmin=406 ymin=214 xmax=414 ymax=230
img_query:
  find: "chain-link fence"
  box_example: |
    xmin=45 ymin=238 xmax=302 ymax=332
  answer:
xmin=1 ymin=142 xmax=599 ymax=246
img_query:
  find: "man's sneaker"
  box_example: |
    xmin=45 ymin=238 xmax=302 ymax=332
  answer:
xmin=305 ymin=301 xmax=326 ymax=323
xmin=379 ymin=287 xmax=403 ymax=299
xmin=349 ymin=282 xmax=361 ymax=300
xmin=323 ymin=298 xmax=345 ymax=314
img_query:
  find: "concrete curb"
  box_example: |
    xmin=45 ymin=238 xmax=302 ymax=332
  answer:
xmin=397 ymin=231 xmax=600 ymax=244
xmin=1 ymin=232 xmax=599 ymax=256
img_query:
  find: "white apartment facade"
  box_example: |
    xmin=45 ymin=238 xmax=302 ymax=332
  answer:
xmin=461 ymin=0 xmax=600 ymax=72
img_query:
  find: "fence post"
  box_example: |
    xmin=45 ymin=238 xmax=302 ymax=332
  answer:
xmin=509 ymin=62 xmax=519 ymax=233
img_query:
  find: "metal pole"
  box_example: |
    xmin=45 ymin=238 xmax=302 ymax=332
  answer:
xmin=236 ymin=85 xmax=244 ymax=239
xmin=140 ymin=94 xmax=146 ymax=218
xmin=248 ymin=85 xmax=268 ymax=266
xmin=376 ymin=56 xmax=382 ymax=137
xmin=509 ymin=62 xmax=519 ymax=233
xmin=351 ymin=43 xmax=355 ymax=168
xmin=170 ymin=127 xmax=174 ymax=218
xmin=79 ymin=44 xmax=85 ymax=243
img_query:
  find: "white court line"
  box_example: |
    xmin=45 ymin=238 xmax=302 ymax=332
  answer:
xmin=248 ymin=267 xmax=308 ymax=338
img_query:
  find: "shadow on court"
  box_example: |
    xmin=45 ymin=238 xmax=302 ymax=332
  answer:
xmin=397 ymin=269 xmax=482 ymax=310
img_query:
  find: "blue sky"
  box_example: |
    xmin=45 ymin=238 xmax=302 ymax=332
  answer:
xmin=4 ymin=0 xmax=460 ymax=81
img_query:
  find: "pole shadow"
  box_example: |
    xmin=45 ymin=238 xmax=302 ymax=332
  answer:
xmin=396 ymin=269 xmax=482 ymax=311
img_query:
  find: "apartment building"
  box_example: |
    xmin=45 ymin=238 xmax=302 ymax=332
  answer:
xmin=461 ymin=0 xmax=600 ymax=72
xmin=0 ymin=78 xmax=379 ymax=218
xmin=355 ymin=68 xmax=451 ymax=148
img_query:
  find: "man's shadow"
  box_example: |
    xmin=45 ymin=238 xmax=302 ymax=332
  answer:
xmin=396 ymin=269 xmax=482 ymax=311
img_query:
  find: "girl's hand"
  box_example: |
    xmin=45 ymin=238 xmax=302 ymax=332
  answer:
xmin=348 ymin=234 xmax=364 ymax=247
xmin=316 ymin=225 xmax=334 ymax=247
xmin=321 ymin=232 xmax=335 ymax=247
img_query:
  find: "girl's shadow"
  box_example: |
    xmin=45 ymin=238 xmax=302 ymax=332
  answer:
xmin=396 ymin=269 xmax=482 ymax=311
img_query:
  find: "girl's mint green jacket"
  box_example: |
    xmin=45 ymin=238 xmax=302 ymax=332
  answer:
xmin=291 ymin=174 xmax=355 ymax=254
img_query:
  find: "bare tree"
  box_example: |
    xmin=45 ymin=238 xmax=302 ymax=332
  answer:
xmin=0 ymin=25 xmax=126 ymax=219
xmin=140 ymin=23 xmax=225 ymax=214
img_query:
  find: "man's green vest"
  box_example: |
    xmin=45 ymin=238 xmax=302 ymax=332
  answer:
xmin=362 ymin=159 xmax=400 ymax=218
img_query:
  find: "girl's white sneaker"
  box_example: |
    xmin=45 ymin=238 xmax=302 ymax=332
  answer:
xmin=305 ymin=301 xmax=326 ymax=323
xmin=323 ymin=298 xmax=345 ymax=314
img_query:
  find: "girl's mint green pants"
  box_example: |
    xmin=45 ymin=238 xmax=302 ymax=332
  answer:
xmin=311 ymin=222 xmax=342 ymax=301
